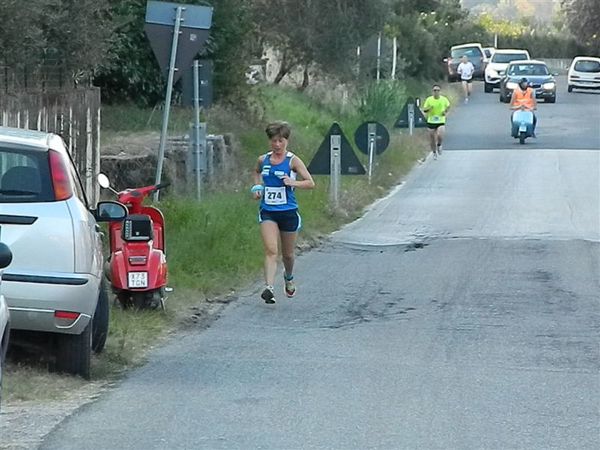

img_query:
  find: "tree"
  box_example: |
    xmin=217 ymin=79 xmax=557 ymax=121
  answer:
xmin=0 ymin=0 xmax=113 ymax=83
xmin=252 ymin=0 xmax=387 ymax=87
xmin=561 ymin=0 xmax=600 ymax=53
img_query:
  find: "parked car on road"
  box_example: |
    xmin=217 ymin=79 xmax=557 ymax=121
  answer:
xmin=499 ymin=60 xmax=557 ymax=104
xmin=567 ymin=56 xmax=600 ymax=92
xmin=484 ymin=49 xmax=531 ymax=92
xmin=446 ymin=43 xmax=487 ymax=82
xmin=0 ymin=126 xmax=127 ymax=379
xmin=0 ymin=243 xmax=13 ymax=410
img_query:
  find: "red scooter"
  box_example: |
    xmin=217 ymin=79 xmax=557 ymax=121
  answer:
xmin=98 ymin=174 xmax=170 ymax=309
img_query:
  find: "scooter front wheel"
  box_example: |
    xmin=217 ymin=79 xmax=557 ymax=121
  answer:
xmin=519 ymin=131 xmax=526 ymax=145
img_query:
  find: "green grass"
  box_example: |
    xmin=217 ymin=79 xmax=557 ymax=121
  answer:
xmin=3 ymin=80 xmax=431 ymax=404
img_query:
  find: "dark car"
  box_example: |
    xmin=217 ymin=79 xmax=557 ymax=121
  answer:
xmin=499 ymin=60 xmax=557 ymax=103
xmin=445 ymin=43 xmax=486 ymax=82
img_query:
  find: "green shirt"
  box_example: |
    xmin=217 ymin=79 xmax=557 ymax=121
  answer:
xmin=423 ymin=95 xmax=450 ymax=124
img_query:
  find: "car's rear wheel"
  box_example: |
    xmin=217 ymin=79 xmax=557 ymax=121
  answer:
xmin=54 ymin=323 xmax=92 ymax=379
xmin=92 ymin=281 xmax=109 ymax=354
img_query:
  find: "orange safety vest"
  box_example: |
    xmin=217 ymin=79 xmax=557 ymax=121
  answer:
xmin=511 ymin=87 xmax=535 ymax=110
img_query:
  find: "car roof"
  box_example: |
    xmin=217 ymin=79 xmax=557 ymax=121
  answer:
xmin=493 ymin=49 xmax=529 ymax=54
xmin=451 ymin=43 xmax=483 ymax=49
xmin=572 ymin=56 xmax=600 ymax=63
xmin=0 ymin=126 xmax=63 ymax=151
xmin=507 ymin=59 xmax=547 ymax=66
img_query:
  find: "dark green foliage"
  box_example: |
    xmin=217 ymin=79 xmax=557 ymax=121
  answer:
xmin=561 ymin=0 xmax=600 ymax=53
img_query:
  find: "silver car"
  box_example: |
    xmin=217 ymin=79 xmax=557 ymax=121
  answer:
xmin=0 ymin=242 xmax=13 ymax=409
xmin=0 ymin=126 xmax=126 ymax=378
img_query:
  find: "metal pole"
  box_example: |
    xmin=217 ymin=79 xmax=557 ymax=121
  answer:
xmin=329 ymin=134 xmax=341 ymax=207
xmin=391 ymin=37 xmax=397 ymax=80
xmin=376 ymin=32 xmax=382 ymax=82
xmin=408 ymin=102 xmax=414 ymax=136
xmin=192 ymin=60 xmax=202 ymax=201
xmin=367 ymin=123 xmax=377 ymax=185
xmin=154 ymin=6 xmax=184 ymax=202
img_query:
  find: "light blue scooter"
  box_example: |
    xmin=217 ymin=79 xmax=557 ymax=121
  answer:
xmin=511 ymin=109 xmax=534 ymax=145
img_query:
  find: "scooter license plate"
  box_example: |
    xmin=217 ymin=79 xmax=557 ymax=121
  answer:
xmin=128 ymin=272 xmax=148 ymax=288
xmin=519 ymin=124 xmax=527 ymax=133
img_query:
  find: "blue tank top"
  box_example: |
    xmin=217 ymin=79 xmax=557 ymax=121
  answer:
xmin=259 ymin=152 xmax=298 ymax=211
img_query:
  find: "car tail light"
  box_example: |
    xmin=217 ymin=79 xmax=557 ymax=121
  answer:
xmin=55 ymin=311 xmax=80 ymax=320
xmin=48 ymin=150 xmax=73 ymax=201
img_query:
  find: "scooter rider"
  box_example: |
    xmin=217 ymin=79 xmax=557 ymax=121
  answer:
xmin=510 ymin=77 xmax=537 ymax=136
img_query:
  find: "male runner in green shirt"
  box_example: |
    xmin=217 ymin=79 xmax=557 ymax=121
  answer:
xmin=422 ymin=84 xmax=451 ymax=159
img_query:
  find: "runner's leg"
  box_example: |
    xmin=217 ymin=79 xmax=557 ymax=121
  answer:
xmin=260 ymin=221 xmax=279 ymax=290
xmin=428 ymin=128 xmax=437 ymax=153
xmin=437 ymin=125 xmax=446 ymax=152
xmin=280 ymin=231 xmax=297 ymax=297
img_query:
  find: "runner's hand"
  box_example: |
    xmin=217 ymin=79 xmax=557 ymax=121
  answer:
xmin=281 ymin=175 xmax=295 ymax=187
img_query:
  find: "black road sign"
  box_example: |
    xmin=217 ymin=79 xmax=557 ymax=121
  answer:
xmin=308 ymin=123 xmax=366 ymax=175
xmin=354 ymin=121 xmax=390 ymax=155
xmin=394 ymin=97 xmax=428 ymax=128
xmin=145 ymin=1 xmax=213 ymax=84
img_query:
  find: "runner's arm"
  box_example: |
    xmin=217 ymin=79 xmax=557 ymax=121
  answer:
xmin=286 ymin=157 xmax=315 ymax=189
xmin=254 ymin=156 xmax=264 ymax=185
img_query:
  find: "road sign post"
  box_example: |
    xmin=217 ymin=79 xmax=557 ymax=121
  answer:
xmin=367 ymin=123 xmax=377 ymax=184
xmin=329 ymin=134 xmax=341 ymax=206
xmin=154 ymin=5 xmax=183 ymax=201
xmin=145 ymin=1 xmax=213 ymax=201
xmin=354 ymin=121 xmax=390 ymax=185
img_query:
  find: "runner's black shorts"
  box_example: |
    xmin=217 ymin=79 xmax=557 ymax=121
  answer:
xmin=259 ymin=209 xmax=302 ymax=232
xmin=427 ymin=122 xmax=445 ymax=130
xmin=462 ymin=78 xmax=473 ymax=83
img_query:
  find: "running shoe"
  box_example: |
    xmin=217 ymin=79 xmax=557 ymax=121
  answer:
xmin=437 ymin=144 xmax=443 ymax=155
xmin=261 ymin=285 xmax=276 ymax=304
xmin=432 ymin=150 xmax=438 ymax=160
xmin=284 ymin=273 xmax=296 ymax=298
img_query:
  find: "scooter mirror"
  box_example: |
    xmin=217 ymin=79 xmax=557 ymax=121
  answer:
xmin=97 ymin=173 xmax=111 ymax=189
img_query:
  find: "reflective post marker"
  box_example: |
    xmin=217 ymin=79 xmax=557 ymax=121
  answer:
xmin=367 ymin=123 xmax=377 ymax=184
xmin=330 ymin=134 xmax=341 ymax=207
xmin=408 ymin=101 xmax=415 ymax=136
xmin=154 ymin=5 xmax=184 ymax=202
xmin=192 ymin=59 xmax=205 ymax=201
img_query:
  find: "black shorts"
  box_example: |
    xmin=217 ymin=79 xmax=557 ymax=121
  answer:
xmin=427 ymin=123 xmax=445 ymax=130
xmin=259 ymin=209 xmax=301 ymax=232
xmin=462 ymin=78 xmax=473 ymax=83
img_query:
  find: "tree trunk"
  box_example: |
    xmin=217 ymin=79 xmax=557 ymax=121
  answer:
xmin=274 ymin=52 xmax=290 ymax=85
xmin=298 ymin=66 xmax=309 ymax=91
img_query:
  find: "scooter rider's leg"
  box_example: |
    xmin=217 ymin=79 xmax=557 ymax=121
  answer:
xmin=532 ymin=113 xmax=537 ymax=137
xmin=260 ymin=221 xmax=279 ymax=303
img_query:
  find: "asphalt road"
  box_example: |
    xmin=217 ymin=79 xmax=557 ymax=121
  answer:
xmin=41 ymin=79 xmax=600 ymax=450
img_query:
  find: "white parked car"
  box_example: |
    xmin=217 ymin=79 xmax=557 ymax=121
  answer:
xmin=484 ymin=49 xmax=531 ymax=92
xmin=567 ymin=56 xmax=600 ymax=92
xmin=0 ymin=243 xmax=13 ymax=410
xmin=0 ymin=126 xmax=126 ymax=379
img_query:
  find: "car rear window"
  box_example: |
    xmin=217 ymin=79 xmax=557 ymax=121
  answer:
xmin=507 ymin=64 xmax=549 ymax=76
xmin=574 ymin=60 xmax=600 ymax=73
xmin=451 ymin=47 xmax=483 ymax=59
xmin=0 ymin=147 xmax=54 ymax=203
xmin=492 ymin=53 xmax=529 ymax=64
